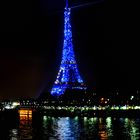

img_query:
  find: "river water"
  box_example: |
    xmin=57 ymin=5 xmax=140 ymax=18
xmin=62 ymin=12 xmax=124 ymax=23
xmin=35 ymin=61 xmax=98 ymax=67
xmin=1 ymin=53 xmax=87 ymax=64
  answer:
xmin=0 ymin=111 xmax=140 ymax=140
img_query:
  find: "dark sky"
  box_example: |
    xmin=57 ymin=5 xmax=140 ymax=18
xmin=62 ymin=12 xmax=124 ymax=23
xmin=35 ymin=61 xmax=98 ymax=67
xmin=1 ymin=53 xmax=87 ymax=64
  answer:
xmin=0 ymin=0 xmax=139 ymax=100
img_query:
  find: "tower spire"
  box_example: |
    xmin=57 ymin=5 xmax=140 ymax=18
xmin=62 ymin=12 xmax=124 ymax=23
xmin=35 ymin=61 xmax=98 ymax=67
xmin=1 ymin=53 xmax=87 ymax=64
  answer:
xmin=66 ymin=0 xmax=68 ymax=8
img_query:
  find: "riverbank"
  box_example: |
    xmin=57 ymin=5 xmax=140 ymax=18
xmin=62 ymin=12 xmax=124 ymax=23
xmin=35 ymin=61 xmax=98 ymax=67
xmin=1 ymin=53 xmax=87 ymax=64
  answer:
xmin=1 ymin=108 xmax=140 ymax=119
xmin=34 ymin=108 xmax=140 ymax=118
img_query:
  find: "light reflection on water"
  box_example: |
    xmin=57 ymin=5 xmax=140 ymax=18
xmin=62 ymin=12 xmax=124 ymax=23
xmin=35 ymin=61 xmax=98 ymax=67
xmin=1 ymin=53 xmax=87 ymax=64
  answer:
xmin=123 ymin=118 xmax=140 ymax=140
xmin=39 ymin=116 xmax=140 ymax=140
xmin=19 ymin=110 xmax=32 ymax=140
xmin=1 ymin=112 xmax=140 ymax=140
xmin=7 ymin=110 xmax=33 ymax=140
xmin=9 ymin=129 xmax=19 ymax=140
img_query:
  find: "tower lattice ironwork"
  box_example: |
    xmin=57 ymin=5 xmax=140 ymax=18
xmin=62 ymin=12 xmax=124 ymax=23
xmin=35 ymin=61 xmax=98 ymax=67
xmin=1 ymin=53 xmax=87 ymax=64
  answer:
xmin=51 ymin=0 xmax=86 ymax=96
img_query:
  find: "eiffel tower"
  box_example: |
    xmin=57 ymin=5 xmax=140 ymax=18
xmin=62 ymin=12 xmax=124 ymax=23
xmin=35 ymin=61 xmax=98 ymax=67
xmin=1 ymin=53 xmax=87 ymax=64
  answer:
xmin=51 ymin=0 xmax=86 ymax=96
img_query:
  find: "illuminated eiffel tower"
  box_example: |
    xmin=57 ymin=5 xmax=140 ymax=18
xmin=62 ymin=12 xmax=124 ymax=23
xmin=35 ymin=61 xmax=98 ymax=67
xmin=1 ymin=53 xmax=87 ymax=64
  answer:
xmin=51 ymin=0 xmax=86 ymax=96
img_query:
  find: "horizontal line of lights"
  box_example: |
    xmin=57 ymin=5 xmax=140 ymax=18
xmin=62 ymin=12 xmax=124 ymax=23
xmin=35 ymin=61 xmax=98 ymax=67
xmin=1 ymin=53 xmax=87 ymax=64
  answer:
xmin=42 ymin=105 xmax=140 ymax=110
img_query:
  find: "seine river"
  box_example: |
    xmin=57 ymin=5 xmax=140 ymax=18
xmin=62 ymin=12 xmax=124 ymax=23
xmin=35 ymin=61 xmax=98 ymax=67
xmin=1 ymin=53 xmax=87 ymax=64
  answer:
xmin=0 ymin=110 xmax=140 ymax=140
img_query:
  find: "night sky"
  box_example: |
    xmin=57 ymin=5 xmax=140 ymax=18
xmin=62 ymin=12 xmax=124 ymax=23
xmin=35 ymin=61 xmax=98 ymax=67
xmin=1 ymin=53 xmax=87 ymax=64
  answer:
xmin=0 ymin=0 xmax=139 ymax=100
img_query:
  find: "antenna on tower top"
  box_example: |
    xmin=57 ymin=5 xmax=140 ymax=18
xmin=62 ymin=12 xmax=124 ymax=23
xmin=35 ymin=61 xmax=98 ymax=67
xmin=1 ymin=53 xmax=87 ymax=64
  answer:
xmin=66 ymin=0 xmax=68 ymax=8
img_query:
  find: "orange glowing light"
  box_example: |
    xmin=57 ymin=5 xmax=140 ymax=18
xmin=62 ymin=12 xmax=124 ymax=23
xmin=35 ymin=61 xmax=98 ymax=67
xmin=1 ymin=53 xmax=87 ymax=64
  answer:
xmin=101 ymin=98 xmax=104 ymax=101
xmin=19 ymin=109 xmax=32 ymax=120
xmin=19 ymin=109 xmax=32 ymax=115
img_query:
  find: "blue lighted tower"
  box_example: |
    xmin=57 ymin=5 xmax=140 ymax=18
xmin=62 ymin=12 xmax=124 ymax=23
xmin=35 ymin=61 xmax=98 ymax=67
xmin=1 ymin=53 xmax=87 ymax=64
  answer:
xmin=51 ymin=0 xmax=86 ymax=96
